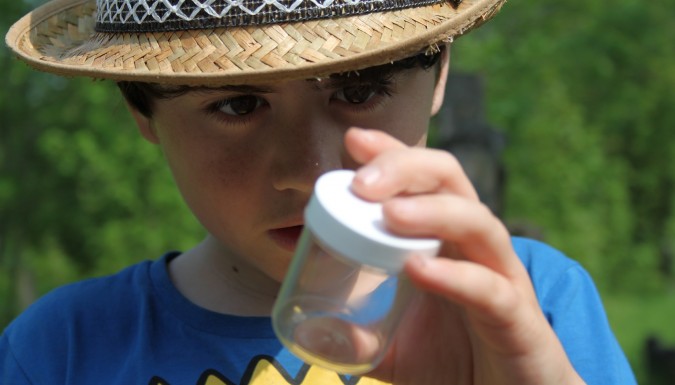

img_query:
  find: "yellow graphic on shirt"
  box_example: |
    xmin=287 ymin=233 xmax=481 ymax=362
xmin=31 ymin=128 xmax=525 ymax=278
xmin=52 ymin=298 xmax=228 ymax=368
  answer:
xmin=149 ymin=355 xmax=389 ymax=385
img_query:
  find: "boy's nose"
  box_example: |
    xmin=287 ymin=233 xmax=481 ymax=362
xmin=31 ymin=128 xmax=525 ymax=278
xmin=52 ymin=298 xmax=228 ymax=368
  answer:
xmin=270 ymin=117 xmax=350 ymax=194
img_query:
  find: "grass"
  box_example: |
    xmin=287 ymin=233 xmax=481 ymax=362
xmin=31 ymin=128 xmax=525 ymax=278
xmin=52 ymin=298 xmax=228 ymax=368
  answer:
xmin=603 ymin=291 xmax=675 ymax=384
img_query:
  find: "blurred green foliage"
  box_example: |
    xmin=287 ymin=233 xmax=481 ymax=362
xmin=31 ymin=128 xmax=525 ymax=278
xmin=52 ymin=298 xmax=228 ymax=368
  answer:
xmin=450 ymin=0 xmax=675 ymax=294
xmin=1 ymin=0 xmax=674 ymax=382
xmin=0 ymin=0 xmax=205 ymax=323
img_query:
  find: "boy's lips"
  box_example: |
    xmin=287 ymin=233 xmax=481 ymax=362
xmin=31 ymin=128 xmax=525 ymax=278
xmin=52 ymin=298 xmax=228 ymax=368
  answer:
xmin=268 ymin=225 xmax=304 ymax=252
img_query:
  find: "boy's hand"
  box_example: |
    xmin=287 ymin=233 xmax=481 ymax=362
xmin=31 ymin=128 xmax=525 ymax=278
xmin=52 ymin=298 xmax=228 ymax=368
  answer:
xmin=344 ymin=128 xmax=585 ymax=385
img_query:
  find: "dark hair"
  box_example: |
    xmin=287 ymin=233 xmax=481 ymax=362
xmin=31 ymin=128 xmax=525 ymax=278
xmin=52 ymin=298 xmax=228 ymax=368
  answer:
xmin=118 ymin=46 xmax=445 ymax=118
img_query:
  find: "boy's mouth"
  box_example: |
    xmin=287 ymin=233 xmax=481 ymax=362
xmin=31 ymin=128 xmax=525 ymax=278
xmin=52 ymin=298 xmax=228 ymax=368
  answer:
xmin=268 ymin=225 xmax=304 ymax=252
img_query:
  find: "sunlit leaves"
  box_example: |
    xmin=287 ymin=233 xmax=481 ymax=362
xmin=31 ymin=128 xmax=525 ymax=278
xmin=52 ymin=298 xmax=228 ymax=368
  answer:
xmin=450 ymin=0 xmax=674 ymax=293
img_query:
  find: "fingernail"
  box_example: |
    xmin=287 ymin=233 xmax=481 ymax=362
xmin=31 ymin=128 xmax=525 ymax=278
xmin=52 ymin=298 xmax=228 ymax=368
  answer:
xmin=358 ymin=128 xmax=376 ymax=143
xmin=409 ymin=254 xmax=434 ymax=270
xmin=349 ymin=126 xmax=376 ymax=142
xmin=356 ymin=165 xmax=381 ymax=186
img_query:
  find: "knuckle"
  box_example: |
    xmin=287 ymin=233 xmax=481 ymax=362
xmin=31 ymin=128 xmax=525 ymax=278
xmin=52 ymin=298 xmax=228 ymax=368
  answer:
xmin=435 ymin=149 xmax=462 ymax=171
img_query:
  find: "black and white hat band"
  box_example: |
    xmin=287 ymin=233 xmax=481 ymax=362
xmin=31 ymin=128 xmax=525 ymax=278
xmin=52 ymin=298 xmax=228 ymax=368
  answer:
xmin=95 ymin=0 xmax=459 ymax=32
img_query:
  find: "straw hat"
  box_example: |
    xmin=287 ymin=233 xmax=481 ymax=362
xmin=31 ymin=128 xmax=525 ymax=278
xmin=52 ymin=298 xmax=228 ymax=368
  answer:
xmin=6 ymin=0 xmax=505 ymax=85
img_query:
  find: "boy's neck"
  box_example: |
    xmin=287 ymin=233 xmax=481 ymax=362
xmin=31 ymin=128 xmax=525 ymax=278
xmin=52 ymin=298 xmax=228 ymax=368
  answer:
xmin=167 ymin=236 xmax=281 ymax=316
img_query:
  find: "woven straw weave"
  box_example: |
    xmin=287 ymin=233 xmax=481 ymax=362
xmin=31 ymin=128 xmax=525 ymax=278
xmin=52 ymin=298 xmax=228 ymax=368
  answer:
xmin=10 ymin=0 xmax=504 ymax=84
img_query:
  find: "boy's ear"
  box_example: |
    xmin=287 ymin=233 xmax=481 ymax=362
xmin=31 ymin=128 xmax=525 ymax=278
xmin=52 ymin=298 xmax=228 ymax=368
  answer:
xmin=127 ymin=104 xmax=160 ymax=144
xmin=430 ymin=47 xmax=450 ymax=116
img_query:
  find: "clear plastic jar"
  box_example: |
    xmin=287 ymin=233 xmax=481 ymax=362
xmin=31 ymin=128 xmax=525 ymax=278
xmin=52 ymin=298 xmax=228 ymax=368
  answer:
xmin=272 ymin=170 xmax=440 ymax=375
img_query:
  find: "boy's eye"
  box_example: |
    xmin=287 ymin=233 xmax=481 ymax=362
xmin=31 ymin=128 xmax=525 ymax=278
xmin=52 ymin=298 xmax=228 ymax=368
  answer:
xmin=334 ymin=85 xmax=379 ymax=104
xmin=215 ymin=95 xmax=266 ymax=116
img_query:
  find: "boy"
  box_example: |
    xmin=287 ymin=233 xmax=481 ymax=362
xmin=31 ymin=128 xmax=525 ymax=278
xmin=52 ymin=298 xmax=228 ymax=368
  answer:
xmin=3 ymin=0 xmax=636 ymax=384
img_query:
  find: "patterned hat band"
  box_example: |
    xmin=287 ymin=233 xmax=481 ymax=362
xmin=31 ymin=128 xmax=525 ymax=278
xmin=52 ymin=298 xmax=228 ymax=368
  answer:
xmin=95 ymin=0 xmax=459 ymax=32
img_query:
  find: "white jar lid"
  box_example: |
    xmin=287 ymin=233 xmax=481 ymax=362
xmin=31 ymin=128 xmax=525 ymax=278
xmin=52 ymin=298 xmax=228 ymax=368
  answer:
xmin=305 ymin=170 xmax=441 ymax=273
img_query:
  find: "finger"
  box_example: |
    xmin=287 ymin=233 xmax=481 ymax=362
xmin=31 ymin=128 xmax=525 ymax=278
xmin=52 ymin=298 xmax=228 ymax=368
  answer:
xmin=406 ymin=256 xmax=516 ymax=325
xmin=404 ymin=255 xmax=541 ymax=353
xmin=344 ymin=127 xmax=407 ymax=164
xmin=351 ymin=147 xmax=479 ymax=202
xmin=405 ymin=255 xmax=581 ymax=384
xmin=344 ymin=127 xmax=478 ymax=201
xmin=383 ymin=194 xmax=525 ymax=280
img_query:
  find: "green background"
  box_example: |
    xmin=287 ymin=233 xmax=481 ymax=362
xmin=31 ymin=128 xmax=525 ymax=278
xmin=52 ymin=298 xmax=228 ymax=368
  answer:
xmin=1 ymin=0 xmax=674 ymax=383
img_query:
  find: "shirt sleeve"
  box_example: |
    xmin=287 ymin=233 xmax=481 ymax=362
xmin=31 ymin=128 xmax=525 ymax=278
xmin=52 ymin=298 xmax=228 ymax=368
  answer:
xmin=1 ymin=331 xmax=35 ymax=385
xmin=511 ymin=237 xmax=637 ymax=384
xmin=539 ymin=263 xmax=637 ymax=385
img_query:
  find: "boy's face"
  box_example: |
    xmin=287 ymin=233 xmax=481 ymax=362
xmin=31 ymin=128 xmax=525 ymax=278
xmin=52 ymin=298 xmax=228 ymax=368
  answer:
xmin=130 ymin=54 xmax=449 ymax=283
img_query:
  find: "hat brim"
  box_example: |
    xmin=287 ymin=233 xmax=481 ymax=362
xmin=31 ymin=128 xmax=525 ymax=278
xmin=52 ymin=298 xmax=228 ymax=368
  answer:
xmin=6 ymin=0 xmax=504 ymax=85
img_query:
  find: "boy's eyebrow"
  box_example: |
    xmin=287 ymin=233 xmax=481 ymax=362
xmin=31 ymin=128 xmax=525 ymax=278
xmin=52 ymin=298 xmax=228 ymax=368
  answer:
xmin=308 ymin=72 xmax=391 ymax=91
xmin=190 ymin=84 xmax=276 ymax=94
xmin=308 ymin=77 xmax=352 ymax=91
xmin=179 ymin=70 xmax=395 ymax=95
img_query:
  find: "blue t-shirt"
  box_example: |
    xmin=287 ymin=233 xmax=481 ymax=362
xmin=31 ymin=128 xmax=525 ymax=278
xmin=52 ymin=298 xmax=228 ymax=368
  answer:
xmin=0 ymin=238 xmax=636 ymax=384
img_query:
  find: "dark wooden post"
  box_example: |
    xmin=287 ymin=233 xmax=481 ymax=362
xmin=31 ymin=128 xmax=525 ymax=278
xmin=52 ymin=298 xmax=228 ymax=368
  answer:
xmin=433 ymin=73 xmax=506 ymax=218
